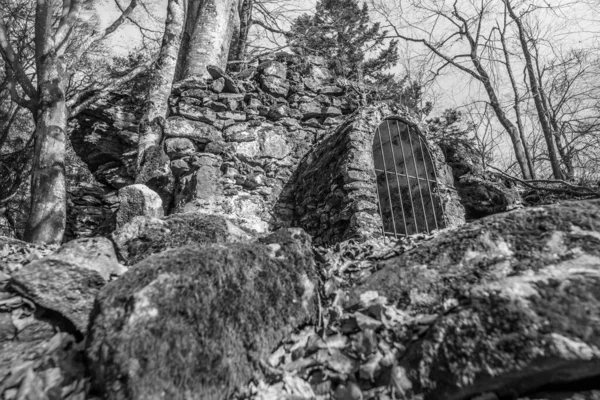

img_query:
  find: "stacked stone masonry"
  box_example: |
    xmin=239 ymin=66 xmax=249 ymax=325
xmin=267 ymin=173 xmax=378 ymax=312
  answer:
xmin=70 ymin=53 xmax=465 ymax=244
xmin=163 ymin=55 xmax=360 ymax=234
xmin=293 ymin=104 xmax=465 ymax=245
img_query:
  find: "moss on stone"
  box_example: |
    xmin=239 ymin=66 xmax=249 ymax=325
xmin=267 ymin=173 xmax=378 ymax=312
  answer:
xmin=355 ymin=200 xmax=600 ymax=400
xmin=87 ymin=230 xmax=316 ymax=400
xmin=359 ymin=199 xmax=600 ymax=311
xmin=119 ymin=213 xmax=249 ymax=265
xmin=401 ymin=271 xmax=600 ymax=400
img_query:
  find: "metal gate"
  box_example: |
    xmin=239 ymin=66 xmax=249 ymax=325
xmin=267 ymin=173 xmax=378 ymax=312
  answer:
xmin=372 ymin=118 xmax=445 ymax=237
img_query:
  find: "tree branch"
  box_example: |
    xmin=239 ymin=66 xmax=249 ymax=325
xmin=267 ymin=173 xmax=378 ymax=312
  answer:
xmin=54 ymin=0 xmax=82 ymax=48
xmin=489 ymin=165 xmax=599 ymax=197
xmin=68 ymin=56 xmax=153 ymax=116
xmin=251 ymin=19 xmax=291 ymax=37
xmin=0 ymin=13 xmax=37 ymax=100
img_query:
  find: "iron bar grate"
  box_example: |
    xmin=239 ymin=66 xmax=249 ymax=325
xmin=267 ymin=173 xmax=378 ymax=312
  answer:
xmin=372 ymin=119 xmax=445 ymax=238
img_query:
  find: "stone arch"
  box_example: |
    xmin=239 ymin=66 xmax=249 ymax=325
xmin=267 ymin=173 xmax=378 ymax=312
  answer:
xmin=292 ymin=104 xmax=464 ymax=245
xmin=373 ymin=117 xmax=445 ymax=237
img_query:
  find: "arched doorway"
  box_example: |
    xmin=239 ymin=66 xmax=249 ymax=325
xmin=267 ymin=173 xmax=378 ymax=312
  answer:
xmin=373 ymin=118 xmax=445 ymax=237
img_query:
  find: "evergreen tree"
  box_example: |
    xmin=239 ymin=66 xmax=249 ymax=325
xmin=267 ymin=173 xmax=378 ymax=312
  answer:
xmin=288 ymin=0 xmax=398 ymax=81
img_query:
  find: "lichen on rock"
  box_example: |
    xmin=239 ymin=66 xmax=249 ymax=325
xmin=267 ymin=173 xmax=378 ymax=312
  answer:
xmin=111 ymin=212 xmax=252 ymax=265
xmin=86 ymin=228 xmax=317 ymax=400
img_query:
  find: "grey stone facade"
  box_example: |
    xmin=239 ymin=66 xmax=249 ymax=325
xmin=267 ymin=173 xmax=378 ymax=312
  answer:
xmin=293 ymin=103 xmax=465 ymax=245
xmin=70 ymin=54 xmax=465 ymax=245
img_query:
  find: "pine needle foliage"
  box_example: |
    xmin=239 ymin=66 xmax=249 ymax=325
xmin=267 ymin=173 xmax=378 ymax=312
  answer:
xmin=288 ymin=0 xmax=399 ymax=81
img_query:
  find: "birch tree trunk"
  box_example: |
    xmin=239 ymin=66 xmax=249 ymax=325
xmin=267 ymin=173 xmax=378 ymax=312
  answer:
xmin=182 ymin=0 xmax=240 ymax=79
xmin=24 ymin=0 xmax=68 ymax=244
xmin=1 ymin=0 xmax=141 ymax=244
xmin=24 ymin=55 xmax=68 ymax=244
xmin=137 ymin=0 xmax=188 ymax=170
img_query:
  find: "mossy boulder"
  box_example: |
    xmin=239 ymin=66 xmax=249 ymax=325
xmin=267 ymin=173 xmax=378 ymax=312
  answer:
xmin=86 ymin=228 xmax=317 ymax=400
xmin=111 ymin=212 xmax=252 ymax=265
xmin=116 ymin=184 xmax=164 ymax=229
xmin=355 ymin=199 xmax=600 ymax=399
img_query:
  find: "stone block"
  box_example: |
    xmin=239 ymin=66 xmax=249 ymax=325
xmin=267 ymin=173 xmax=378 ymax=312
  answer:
xmin=263 ymin=134 xmax=291 ymax=160
xmin=258 ymin=60 xmax=287 ymax=79
xmin=260 ymin=75 xmax=289 ymax=98
xmin=207 ymin=101 xmax=228 ymax=112
xmin=319 ymin=85 xmax=344 ymax=95
xmin=217 ymin=111 xmax=246 ymax=121
xmin=170 ymin=159 xmax=191 ymax=179
xmin=299 ymin=102 xmax=342 ymax=119
xmin=223 ymin=122 xmax=258 ymax=142
xmin=206 ymin=65 xmax=240 ymax=93
xmin=176 ymin=100 xmax=218 ymax=124
xmin=164 ymin=138 xmax=197 ymax=159
xmin=191 ymin=159 xmax=222 ymax=200
xmin=211 ymin=77 xmax=225 ymax=93
xmin=116 ymin=184 xmax=163 ymax=228
xmin=247 ymin=98 xmax=263 ymax=108
xmin=180 ymin=88 xmax=212 ymax=99
xmin=164 ymin=117 xmax=222 ymax=144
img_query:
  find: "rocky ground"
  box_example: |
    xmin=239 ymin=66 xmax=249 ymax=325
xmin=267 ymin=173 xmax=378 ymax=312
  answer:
xmin=1 ymin=200 xmax=600 ymax=399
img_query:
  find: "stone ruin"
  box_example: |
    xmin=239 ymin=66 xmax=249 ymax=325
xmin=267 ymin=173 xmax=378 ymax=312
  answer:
xmin=69 ymin=54 xmax=466 ymax=245
xmin=294 ymin=104 xmax=464 ymax=245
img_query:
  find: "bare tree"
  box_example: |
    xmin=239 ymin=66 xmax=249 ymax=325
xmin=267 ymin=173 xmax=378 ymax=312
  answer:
xmin=464 ymin=103 xmax=504 ymax=169
xmin=496 ymin=4 xmax=535 ymax=177
xmin=373 ymin=0 xmax=600 ymax=180
xmin=372 ymin=0 xmax=533 ymax=179
xmin=503 ymin=0 xmax=562 ymax=178
xmin=0 ymin=0 xmax=149 ymax=244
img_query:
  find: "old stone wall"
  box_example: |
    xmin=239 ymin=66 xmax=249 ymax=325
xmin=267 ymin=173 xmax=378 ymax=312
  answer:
xmin=68 ymin=94 xmax=140 ymax=240
xmin=163 ymin=54 xmax=360 ymax=233
xmin=69 ymin=54 xmax=465 ymax=244
xmin=293 ymin=103 xmax=464 ymax=245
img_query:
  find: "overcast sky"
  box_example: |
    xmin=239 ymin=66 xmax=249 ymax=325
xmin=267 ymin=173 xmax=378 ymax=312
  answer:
xmin=96 ymin=0 xmax=600 ymax=115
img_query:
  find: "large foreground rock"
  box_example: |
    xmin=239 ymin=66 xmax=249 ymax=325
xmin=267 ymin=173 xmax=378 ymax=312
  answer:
xmin=9 ymin=237 xmax=124 ymax=336
xmin=111 ymin=212 xmax=252 ymax=265
xmin=87 ymin=228 xmax=317 ymax=400
xmin=355 ymin=199 xmax=600 ymax=399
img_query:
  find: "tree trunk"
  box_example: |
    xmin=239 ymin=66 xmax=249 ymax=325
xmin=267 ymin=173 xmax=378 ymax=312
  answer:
xmin=174 ymin=0 xmax=203 ymax=81
xmin=182 ymin=0 xmax=240 ymax=79
xmin=228 ymin=0 xmax=253 ymax=72
xmin=536 ymin=72 xmax=575 ymax=179
xmin=24 ymin=53 xmax=67 ymax=245
xmin=504 ymin=0 xmax=563 ymax=179
xmin=137 ymin=0 xmax=188 ymax=170
xmin=469 ymin=53 xmax=533 ymax=179
xmin=498 ymin=18 xmax=536 ymax=178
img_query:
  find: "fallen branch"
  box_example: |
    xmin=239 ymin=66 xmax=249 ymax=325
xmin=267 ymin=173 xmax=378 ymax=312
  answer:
xmin=488 ymin=165 xmax=600 ymax=198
